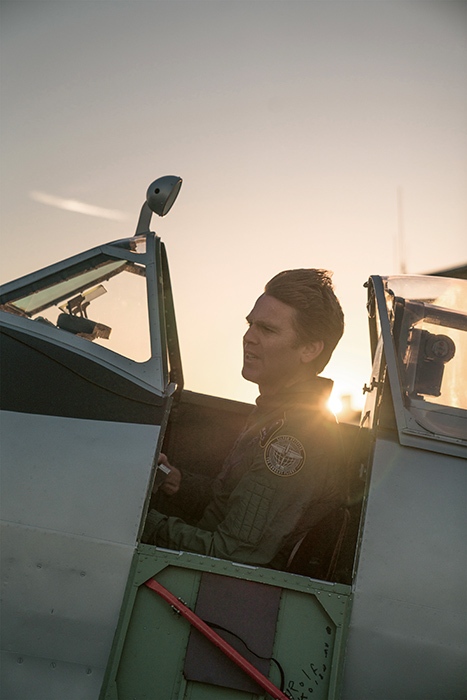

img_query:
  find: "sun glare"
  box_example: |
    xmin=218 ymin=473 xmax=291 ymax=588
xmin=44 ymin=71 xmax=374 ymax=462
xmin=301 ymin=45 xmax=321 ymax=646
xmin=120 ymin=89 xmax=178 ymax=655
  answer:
xmin=327 ymin=394 xmax=343 ymax=416
xmin=327 ymin=386 xmax=365 ymax=423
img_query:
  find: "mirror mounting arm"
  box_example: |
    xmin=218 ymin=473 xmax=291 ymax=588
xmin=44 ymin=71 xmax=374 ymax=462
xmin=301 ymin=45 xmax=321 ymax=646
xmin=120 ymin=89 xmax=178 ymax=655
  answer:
xmin=135 ymin=202 xmax=152 ymax=236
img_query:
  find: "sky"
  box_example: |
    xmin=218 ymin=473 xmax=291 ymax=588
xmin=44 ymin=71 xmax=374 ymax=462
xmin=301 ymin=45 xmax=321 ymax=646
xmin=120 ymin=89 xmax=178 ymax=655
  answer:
xmin=1 ymin=0 xmax=466 ymax=411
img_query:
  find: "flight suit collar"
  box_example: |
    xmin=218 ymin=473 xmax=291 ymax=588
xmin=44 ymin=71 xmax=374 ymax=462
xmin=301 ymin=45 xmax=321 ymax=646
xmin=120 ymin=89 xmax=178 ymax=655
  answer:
xmin=255 ymin=375 xmax=333 ymax=413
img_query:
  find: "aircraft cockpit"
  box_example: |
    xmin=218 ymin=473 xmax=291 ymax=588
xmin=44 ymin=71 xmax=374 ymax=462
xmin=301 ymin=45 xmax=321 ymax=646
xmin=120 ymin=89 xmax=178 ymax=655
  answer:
xmin=1 ymin=175 xmax=465 ymax=700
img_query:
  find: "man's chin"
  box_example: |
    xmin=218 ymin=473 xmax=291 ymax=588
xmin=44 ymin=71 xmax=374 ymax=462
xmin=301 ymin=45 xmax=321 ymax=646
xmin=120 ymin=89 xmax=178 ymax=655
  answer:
xmin=241 ymin=366 xmax=257 ymax=383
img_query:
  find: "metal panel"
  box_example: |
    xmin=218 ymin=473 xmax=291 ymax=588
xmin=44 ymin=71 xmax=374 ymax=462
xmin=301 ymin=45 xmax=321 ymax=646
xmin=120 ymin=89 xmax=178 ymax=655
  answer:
xmin=1 ymin=525 xmax=133 ymax=666
xmin=342 ymin=437 xmax=467 ymax=699
xmin=0 ymin=410 xmax=161 ymax=700
xmin=1 ymin=652 xmax=104 ymax=700
xmin=101 ymin=549 xmax=352 ymax=699
xmin=1 ymin=411 xmax=159 ymax=543
xmin=183 ymin=573 xmax=282 ymax=693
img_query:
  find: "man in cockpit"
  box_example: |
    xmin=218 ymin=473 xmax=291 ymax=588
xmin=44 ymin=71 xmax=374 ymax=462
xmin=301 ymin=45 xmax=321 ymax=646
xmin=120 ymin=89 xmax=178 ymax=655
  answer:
xmin=142 ymin=269 xmax=346 ymax=570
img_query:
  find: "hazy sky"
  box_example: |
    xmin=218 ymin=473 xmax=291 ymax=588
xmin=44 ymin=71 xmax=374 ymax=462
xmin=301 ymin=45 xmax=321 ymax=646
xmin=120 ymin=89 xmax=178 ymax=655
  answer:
xmin=1 ymin=0 xmax=466 ymax=408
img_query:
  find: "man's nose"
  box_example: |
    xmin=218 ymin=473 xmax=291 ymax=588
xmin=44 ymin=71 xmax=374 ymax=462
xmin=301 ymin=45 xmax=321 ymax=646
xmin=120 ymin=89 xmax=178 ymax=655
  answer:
xmin=243 ymin=324 xmax=257 ymax=343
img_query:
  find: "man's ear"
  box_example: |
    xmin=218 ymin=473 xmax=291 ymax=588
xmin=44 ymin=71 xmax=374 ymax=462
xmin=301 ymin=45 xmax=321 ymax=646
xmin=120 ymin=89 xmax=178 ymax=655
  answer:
xmin=300 ymin=340 xmax=324 ymax=364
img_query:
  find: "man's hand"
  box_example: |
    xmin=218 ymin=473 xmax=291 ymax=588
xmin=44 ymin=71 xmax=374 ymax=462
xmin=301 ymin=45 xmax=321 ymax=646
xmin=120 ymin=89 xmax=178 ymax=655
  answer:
xmin=157 ymin=453 xmax=182 ymax=496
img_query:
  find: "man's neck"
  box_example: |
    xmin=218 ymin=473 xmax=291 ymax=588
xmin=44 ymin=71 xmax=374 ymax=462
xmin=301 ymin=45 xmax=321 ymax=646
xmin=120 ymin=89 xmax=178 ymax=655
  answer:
xmin=258 ymin=371 xmax=318 ymax=398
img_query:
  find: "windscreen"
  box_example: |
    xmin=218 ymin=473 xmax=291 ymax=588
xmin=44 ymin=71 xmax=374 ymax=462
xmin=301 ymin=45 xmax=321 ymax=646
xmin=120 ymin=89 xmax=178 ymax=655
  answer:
xmin=1 ymin=257 xmax=152 ymax=363
xmin=385 ymin=275 xmax=467 ymax=441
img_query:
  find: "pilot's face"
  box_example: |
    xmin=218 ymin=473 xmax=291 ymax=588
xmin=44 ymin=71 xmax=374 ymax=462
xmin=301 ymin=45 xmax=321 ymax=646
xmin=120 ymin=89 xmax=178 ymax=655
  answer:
xmin=242 ymin=294 xmax=311 ymax=396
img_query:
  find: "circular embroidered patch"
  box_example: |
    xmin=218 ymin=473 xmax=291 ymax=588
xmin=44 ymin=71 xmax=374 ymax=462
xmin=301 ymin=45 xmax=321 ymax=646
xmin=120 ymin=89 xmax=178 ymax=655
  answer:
xmin=264 ymin=435 xmax=305 ymax=477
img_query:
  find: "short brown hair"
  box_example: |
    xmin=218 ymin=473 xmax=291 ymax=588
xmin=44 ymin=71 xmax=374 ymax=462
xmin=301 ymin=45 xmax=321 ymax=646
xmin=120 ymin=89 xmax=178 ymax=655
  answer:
xmin=265 ymin=269 xmax=344 ymax=373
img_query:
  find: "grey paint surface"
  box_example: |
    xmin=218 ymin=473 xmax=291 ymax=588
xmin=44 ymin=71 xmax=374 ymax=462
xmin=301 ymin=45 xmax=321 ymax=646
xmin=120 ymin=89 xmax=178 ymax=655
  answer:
xmin=342 ymin=437 xmax=467 ymax=699
xmin=0 ymin=411 xmax=160 ymax=700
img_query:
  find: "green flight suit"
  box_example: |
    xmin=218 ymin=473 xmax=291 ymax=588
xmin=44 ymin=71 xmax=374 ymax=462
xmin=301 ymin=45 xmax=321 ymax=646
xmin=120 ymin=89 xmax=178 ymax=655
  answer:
xmin=143 ymin=377 xmax=346 ymax=569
